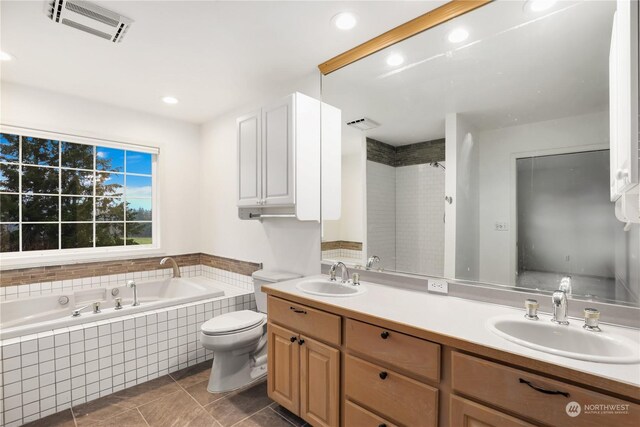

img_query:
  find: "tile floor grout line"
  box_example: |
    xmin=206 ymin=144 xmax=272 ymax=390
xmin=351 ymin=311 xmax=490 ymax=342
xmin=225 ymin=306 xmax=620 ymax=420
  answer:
xmin=135 ymin=407 xmax=151 ymax=427
xmin=176 ymin=380 xmax=226 ymax=426
xmin=267 ymin=406 xmax=298 ymax=427
xmin=228 ymin=402 xmax=276 ymax=427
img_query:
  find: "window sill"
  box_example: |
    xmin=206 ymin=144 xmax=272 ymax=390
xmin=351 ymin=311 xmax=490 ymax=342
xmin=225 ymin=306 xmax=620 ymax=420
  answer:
xmin=0 ymin=247 xmax=166 ymax=270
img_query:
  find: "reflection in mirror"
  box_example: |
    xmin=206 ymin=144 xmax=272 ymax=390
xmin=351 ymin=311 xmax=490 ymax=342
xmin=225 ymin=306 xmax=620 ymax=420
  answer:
xmin=321 ymin=0 xmax=639 ymax=305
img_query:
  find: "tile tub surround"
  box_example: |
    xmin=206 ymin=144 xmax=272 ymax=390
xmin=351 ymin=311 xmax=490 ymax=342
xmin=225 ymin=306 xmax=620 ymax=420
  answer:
xmin=0 ymin=253 xmax=262 ymax=287
xmin=1 ymin=261 xmax=258 ymax=301
xmin=0 ymin=279 xmax=257 ymax=427
xmin=20 ymin=361 xmax=307 ymax=427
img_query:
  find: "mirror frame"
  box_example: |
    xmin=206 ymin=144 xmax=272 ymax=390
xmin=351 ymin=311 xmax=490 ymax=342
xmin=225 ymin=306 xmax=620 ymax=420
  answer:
xmin=317 ymin=0 xmax=492 ymax=75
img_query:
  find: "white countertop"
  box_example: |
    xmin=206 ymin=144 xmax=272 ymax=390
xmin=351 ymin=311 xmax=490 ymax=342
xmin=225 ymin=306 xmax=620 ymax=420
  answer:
xmin=266 ymin=275 xmax=640 ymax=389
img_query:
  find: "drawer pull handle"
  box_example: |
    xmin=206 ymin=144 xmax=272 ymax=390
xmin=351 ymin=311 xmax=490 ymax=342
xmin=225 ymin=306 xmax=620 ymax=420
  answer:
xmin=519 ymin=378 xmax=569 ymax=397
xmin=379 ymin=424 xmax=387 ymax=427
xmin=290 ymin=336 xmax=297 ymax=343
xmin=289 ymin=306 xmax=307 ymax=314
xmin=379 ymin=371 xmax=388 ymax=380
xmin=298 ymin=339 xmax=305 ymax=345
xmin=380 ymin=331 xmax=390 ymax=339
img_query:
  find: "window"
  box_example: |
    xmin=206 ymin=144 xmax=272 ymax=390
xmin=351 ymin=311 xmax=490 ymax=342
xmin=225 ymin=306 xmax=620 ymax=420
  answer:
xmin=0 ymin=131 xmax=157 ymax=254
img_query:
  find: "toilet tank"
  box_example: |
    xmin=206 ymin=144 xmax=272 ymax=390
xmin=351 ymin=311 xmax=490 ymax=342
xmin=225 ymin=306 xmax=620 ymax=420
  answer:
xmin=251 ymin=270 xmax=302 ymax=313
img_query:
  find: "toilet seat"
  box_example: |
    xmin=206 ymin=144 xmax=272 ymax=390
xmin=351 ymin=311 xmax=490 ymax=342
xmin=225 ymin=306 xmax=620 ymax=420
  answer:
xmin=201 ymin=310 xmax=266 ymax=336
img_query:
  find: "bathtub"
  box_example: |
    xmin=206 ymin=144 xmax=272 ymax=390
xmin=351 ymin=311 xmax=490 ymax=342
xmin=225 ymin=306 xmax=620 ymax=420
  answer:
xmin=0 ymin=276 xmax=225 ymax=340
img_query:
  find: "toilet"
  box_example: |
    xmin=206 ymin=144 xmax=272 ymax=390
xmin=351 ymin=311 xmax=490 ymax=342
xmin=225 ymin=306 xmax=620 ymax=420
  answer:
xmin=199 ymin=270 xmax=301 ymax=393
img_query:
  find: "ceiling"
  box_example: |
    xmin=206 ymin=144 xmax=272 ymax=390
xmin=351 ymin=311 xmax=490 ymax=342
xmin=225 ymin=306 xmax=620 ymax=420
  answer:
xmin=323 ymin=0 xmax=615 ymax=146
xmin=0 ymin=0 xmax=444 ymax=123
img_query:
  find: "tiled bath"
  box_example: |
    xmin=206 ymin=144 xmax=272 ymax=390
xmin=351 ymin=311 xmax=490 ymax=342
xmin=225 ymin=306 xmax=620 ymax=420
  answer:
xmin=0 ymin=266 xmax=257 ymax=427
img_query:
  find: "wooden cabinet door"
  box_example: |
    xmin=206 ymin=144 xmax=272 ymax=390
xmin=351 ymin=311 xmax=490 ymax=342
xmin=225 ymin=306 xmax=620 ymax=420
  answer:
xmin=237 ymin=110 xmax=262 ymax=207
xmin=262 ymin=94 xmax=295 ymax=206
xmin=267 ymin=323 xmax=300 ymax=414
xmin=299 ymin=336 xmax=340 ymax=427
xmin=450 ymin=396 xmax=535 ymax=427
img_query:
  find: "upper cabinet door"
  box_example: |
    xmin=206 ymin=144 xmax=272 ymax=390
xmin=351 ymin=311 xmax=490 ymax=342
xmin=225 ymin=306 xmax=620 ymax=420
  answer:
xmin=237 ymin=111 xmax=262 ymax=207
xmin=262 ymin=95 xmax=295 ymax=206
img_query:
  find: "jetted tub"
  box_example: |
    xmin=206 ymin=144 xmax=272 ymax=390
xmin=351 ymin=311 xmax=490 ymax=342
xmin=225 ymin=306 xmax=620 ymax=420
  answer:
xmin=0 ymin=276 xmax=225 ymax=340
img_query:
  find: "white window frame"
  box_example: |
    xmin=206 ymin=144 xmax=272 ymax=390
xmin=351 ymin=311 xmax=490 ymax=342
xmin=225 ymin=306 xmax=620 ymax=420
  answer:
xmin=0 ymin=125 xmax=162 ymax=268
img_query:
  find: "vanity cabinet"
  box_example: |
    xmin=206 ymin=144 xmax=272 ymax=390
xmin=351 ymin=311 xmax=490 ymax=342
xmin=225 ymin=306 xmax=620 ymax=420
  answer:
xmin=451 ymin=352 xmax=639 ymax=427
xmin=264 ymin=291 xmax=639 ymax=427
xmin=267 ymin=296 xmax=341 ymax=427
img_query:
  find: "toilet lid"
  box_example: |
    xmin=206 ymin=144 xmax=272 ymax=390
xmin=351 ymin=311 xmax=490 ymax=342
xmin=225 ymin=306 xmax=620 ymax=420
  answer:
xmin=201 ymin=310 xmax=265 ymax=335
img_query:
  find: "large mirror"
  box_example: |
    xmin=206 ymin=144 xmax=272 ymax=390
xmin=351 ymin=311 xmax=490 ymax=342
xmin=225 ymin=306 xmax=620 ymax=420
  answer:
xmin=321 ymin=0 xmax=640 ymax=306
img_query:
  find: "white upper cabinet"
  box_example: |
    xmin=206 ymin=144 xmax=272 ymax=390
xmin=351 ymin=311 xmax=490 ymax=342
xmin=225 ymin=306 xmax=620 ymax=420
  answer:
xmin=237 ymin=92 xmax=338 ymax=221
xmin=262 ymin=96 xmax=295 ymax=206
xmin=609 ymin=0 xmax=639 ymax=201
xmin=237 ymin=111 xmax=262 ymax=207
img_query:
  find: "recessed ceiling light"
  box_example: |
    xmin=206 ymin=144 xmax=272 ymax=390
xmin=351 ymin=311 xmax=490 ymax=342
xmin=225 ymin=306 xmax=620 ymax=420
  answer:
xmin=386 ymin=54 xmax=404 ymax=67
xmin=0 ymin=51 xmax=13 ymax=61
xmin=162 ymin=96 xmax=179 ymax=105
xmin=524 ymin=0 xmax=557 ymax=12
xmin=447 ymin=28 xmax=469 ymax=43
xmin=332 ymin=12 xmax=357 ymax=30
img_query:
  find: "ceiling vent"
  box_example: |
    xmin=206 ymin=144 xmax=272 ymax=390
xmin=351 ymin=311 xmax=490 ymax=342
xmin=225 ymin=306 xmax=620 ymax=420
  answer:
xmin=46 ymin=0 xmax=133 ymax=43
xmin=346 ymin=117 xmax=380 ymax=131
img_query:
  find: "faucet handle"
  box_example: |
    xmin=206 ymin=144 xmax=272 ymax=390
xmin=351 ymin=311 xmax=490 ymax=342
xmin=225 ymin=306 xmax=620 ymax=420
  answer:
xmin=92 ymin=301 xmax=101 ymax=314
xmin=524 ymin=299 xmax=539 ymax=320
xmin=127 ymin=280 xmax=136 ymax=288
xmin=583 ymin=308 xmax=601 ymax=332
xmin=114 ymin=298 xmax=123 ymax=310
xmin=329 ymin=269 xmax=336 ymax=281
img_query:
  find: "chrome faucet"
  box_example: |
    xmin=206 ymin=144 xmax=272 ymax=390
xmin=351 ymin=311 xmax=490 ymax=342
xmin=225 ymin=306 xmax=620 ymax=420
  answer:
xmin=366 ymin=255 xmax=382 ymax=271
xmin=72 ymin=302 xmax=101 ymax=317
xmin=160 ymin=257 xmax=181 ymax=278
xmin=551 ymin=290 xmax=569 ymax=325
xmin=128 ymin=280 xmax=140 ymax=306
xmin=329 ymin=262 xmax=350 ymax=283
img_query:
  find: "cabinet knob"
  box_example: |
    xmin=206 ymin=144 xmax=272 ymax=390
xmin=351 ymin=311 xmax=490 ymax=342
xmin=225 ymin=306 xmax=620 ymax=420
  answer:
xmin=379 ymin=371 xmax=388 ymax=380
xmin=380 ymin=331 xmax=390 ymax=339
xmin=290 ymin=336 xmax=297 ymax=343
xmin=298 ymin=339 xmax=305 ymax=345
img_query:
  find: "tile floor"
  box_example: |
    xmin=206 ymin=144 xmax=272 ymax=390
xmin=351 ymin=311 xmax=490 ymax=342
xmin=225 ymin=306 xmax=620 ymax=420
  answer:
xmin=23 ymin=361 xmax=310 ymax=427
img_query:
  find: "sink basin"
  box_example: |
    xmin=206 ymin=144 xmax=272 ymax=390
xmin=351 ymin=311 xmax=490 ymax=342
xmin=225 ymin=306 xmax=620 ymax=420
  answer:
xmin=487 ymin=315 xmax=640 ymax=364
xmin=296 ymin=279 xmax=366 ymax=297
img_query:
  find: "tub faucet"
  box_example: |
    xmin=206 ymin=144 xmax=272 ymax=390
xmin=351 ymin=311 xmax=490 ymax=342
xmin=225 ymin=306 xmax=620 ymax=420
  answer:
xmin=128 ymin=280 xmax=140 ymax=306
xmin=71 ymin=302 xmax=101 ymax=317
xmin=551 ymin=289 xmax=569 ymax=325
xmin=366 ymin=255 xmax=382 ymax=271
xmin=160 ymin=257 xmax=181 ymax=278
xmin=329 ymin=262 xmax=350 ymax=283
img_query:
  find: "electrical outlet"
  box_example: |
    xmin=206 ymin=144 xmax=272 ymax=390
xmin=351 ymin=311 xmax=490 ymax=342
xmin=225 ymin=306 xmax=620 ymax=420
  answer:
xmin=428 ymin=279 xmax=448 ymax=294
xmin=494 ymin=222 xmax=509 ymax=231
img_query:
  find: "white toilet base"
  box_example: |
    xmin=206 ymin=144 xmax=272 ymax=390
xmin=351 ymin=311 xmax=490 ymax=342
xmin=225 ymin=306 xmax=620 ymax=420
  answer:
xmin=207 ymin=344 xmax=267 ymax=393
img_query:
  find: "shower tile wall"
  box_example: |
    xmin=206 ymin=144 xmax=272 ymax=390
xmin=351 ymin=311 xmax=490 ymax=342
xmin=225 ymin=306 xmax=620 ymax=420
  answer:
xmin=395 ymin=164 xmax=445 ymax=276
xmin=366 ymin=161 xmax=397 ymax=271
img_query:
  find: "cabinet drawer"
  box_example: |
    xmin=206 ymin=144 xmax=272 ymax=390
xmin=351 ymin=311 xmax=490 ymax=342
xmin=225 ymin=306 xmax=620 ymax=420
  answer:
xmin=268 ymin=296 xmax=341 ymax=346
xmin=450 ymin=396 xmax=535 ymax=427
xmin=345 ymin=354 xmax=438 ymax=427
xmin=451 ymin=352 xmax=640 ymax=427
xmin=345 ymin=400 xmax=398 ymax=427
xmin=345 ymin=318 xmax=440 ymax=382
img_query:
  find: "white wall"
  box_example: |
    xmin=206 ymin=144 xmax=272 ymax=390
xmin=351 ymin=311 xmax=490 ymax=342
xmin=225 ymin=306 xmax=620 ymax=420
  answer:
xmin=0 ymin=82 xmax=202 ymax=257
xmin=198 ymin=74 xmax=322 ymax=276
xmin=451 ymin=115 xmax=479 ymax=281
xmin=477 ymin=111 xmax=609 ymax=285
